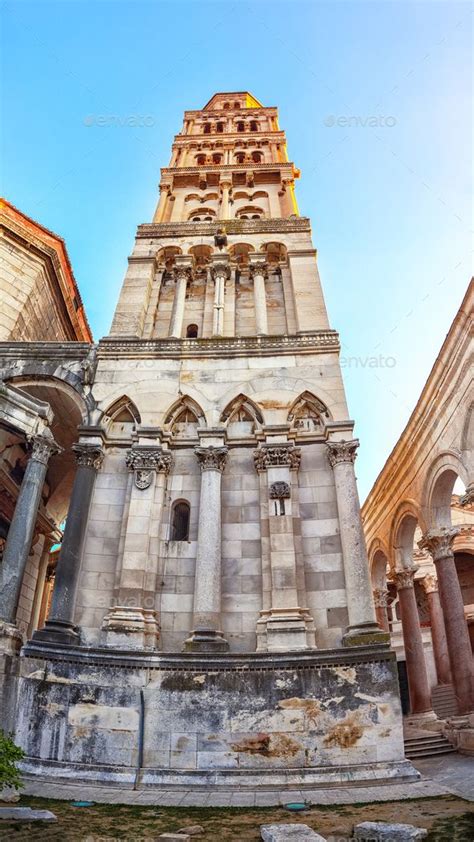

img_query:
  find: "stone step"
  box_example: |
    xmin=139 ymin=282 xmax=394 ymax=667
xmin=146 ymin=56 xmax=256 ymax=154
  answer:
xmin=405 ymin=746 xmax=455 ymax=758
xmin=431 ymin=683 xmax=458 ymax=719
xmin=404 ymin=730 xmax=454 ymax=759
xmin=405 ymin=736 xmax=451 ymax=747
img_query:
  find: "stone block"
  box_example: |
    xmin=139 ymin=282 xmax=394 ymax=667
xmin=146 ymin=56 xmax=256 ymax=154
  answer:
xmin=159 ymin=835 xmax=190 ymax=841
xmin=0 ymin=807 xmax=57 ymax=822
xmin=353 ymin=822 xmax=427 ymax=840
xmin=260 ymin=824 xmax=326 ymax=841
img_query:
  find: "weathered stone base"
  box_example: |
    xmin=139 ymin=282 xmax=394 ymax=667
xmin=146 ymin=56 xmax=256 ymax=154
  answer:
xmin=13 ymin=642 xmax=419 ymax=790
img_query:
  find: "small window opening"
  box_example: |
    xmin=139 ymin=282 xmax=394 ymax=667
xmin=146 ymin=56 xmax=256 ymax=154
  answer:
xmin=186 ymin=323 xmax=198 ymax=338
xmin=171 ymin=501 xmax=190 ymax=541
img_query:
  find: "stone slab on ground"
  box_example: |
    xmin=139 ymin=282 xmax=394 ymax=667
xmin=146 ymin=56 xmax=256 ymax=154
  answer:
xmin=0 ymin=807 xmax=57 ymax=822
xmin=261 ymin=824 xmax=326 ymax=841
xmin=353 ymin=821 xmax=427 ymax=840
xmin=176 ymin=826 xmax=203 ymax=836
xmin=159 ymin=835 xmax=191 ymax=841
xmin=0 ymin=786 xmax=20 ymax=803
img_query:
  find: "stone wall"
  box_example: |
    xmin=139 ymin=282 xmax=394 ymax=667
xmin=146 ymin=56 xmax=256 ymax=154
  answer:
xmin=16 ymin=644 xmax=415 ymax=788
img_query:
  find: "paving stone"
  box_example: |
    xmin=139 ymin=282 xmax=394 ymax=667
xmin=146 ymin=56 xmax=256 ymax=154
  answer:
xmin=353 ymin=821 xmax=428 ymax=840
xmin=261 ymin=824 xmax=326 ymax=841
xmin=159 ymin=835 xmax=191 ymax=842
xmin=176 ymin=826 xmax=204 ymax=836
xmin=0 ymin=807 xmax=57 ymax=822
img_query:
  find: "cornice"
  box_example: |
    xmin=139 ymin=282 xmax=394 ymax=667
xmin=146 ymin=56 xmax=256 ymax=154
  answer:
xmin=162 ymin=162 xmax=296 ymax=177
xmin=173 ymin=131 xmax=286 ymax=143
xmin=184 ymin=107 xmax=278 ymax=118
xmin=0 ymin=341 xmax=93 ymax=360
xmin=98 ymin=331 xmax=340 ymax=360
xmin=136 ymin=217 xmax=311 ymax=239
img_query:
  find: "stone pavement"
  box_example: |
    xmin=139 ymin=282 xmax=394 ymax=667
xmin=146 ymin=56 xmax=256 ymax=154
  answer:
xmin=21 ymin=761 xmax=472 ymax=807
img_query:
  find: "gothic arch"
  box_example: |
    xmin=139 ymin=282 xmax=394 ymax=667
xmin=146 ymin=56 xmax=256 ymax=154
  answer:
xmin=164 ymin=395 xmax=206 ymax=430
xmin=287 ymin=391 xmax=331 ymax=433
xmin=102 ymin=396 xmax=141 ymax=439
xmin=220 ymin=393 xmax=264 ymax=426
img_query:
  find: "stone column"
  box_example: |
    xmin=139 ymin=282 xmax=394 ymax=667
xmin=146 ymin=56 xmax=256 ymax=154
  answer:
xmin=0 ymin=432 xmax=60 ymax=625
xmin=219 ymin=179 xmax=232 ymax=219
xmin=102 ymin=445 xmax=172 ymax=650
xmin=419 ymin=528 xmax=473 ymax=713
xmin=153 ymin=185 xmax=170 ymax=223
xmin=392 ymin=567 xmax=434 ymax=717
xmin=254 ymin=444 xmax=315 ymax=651
xmin=210 ymin=255 xmax=230 ymax=337
xmin=421 ymin=573 xmax=452 ymax=686
xmin=373 ymin=588 xmax=390 ymax=632
xmin=184 ymin=446 xmax=228 ymax=652
xmin=32 ymin=441 xmax=104 ymax=645
xmin=279 ymin=179 xmax=294 ymax=217
xmin=169 ymin=257 xmax=192 ymax=338
xmin=326 ymin=439 xmax=385 ymax=645
xmin=249 ymin=256 xmax=269 ymax=336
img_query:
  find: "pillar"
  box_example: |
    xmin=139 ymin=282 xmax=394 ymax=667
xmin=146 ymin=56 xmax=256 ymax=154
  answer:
xmin=219 ymin=179 xmax=232 ymax=219
xmin=210 ymin=254 xmax=230 ymax=337
xmin=278 ymin=179 xmax=294 ymax=217
xmin=326 ymin=439 xmax=386 ymax=645
xmin=419 ymin=528 xmax=473 ymax=713
xmin=153 ymin=185 xmax=170 ymax=223
xmin=373 ymin=588 xmax=390 ymax=632
xmin=392 ymin=567 xmax=434 ymax=717
xmin=169 ymin=257 xmax=192 ymax=338
xmin=32 ymin=440 xmax=104 ymax=645
xmin=422 ymin=573 xmax=453 ymax=686
xmin=0 ymin=432 xmax=60 ymax=625
xmin=254 ymin=444 xmax=315 ymax=651
xmin=249 ymin=256 xmax=269 ymax=335
xmin=184 ymin=445 xmax=228 ymax=652
xmin=102 ymin=445 xmax=172 ymax=649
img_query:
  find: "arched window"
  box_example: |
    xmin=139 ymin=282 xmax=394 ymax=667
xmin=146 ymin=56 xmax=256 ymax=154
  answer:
xmin=223 ymin=102 xmax=230 ymax=110
xmin=186 ymin=323 xmax=198 ymax=338
xmin=250 ymin=121 xmax=258 ymax=132
xmin=237 ymin=121 xmax=245 ymax=133
xmin=251 ymin=214 xmax=261 ymax=219
xmin=212 ymin=153 xmax=222 ymax=164
xmin=196 ymin=154 xmax=206 ymax=166
xmin=203 ymin=123 xmax=211 ymax=134
xmin=216 ymin=122 xmax=224 ymax=133
xmin=251 ymin=151 xmax=262 ymax=163
xmin=235 ymin=152 xmax=245 ymax=164
xmin=234 ymin=102 xmax=241 ymax=109
xmin=171 ymin=500 xmax=190 ymax=541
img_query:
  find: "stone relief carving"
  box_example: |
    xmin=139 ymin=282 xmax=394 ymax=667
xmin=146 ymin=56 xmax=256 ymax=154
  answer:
xmin=418 ymin=527 xmax=460 ymax=562
xmin=253 ymin=446 xmax=301 ymax=472
xmin=126 ymin=447 xmax=173 ymax=488
xmin=72 ymin=443 xmax=104 ymax=471
xmin=269 ymin=481 xmax=291 ymax=499
xmin=326 ymin=439 xmax=359 ymax=467
xmin=30 ymin=433 xmax=61 ymax=466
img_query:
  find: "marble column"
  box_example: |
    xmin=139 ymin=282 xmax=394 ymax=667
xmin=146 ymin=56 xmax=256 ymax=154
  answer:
xmin=210 ymin=255 xmax=230 ymax=337
xmin=249 ymin=256 xmax=269 ymax=336
xmin=102 ymin=445 xmax=172 ymax=649
xmin=373 ymin=588 xmax=390 ymax=632
xmin=392 ymin=567 xmax=434 ymax=716
xmin=254 ymin=444 xmax=315 ymax=651
xmin=419 ymin=528 xmax=473 ymax=714
xmin=422 ymin=573 xmax=453 ymax=686
xmin=32 ymin=440 xmax=104 ymax=645
xmin=219 ymin=179 xmax=232 ymax=219
xmin=184 ymin=445 xmax=228 ymax=652
xmin=326 ymin=439 xmax=385 ymax=645
xmin=0 ymin=432 xmax=60 ymax=625
xmin=169 ymin=257 xmax=192 ymax=338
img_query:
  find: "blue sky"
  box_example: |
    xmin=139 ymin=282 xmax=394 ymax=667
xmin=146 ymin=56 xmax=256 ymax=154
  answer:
xmin=1 ymin=0 xmax=472 ymax=500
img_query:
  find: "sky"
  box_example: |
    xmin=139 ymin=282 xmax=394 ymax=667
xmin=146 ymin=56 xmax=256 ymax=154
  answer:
xmin=1 ymin=0 xmax=472 ymax=500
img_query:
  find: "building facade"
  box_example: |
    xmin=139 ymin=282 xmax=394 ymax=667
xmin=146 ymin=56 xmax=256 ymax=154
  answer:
xmin=363 ymin=280 xmax=474 ymax=750
xmin=0 ymin=93 xmax=417 ymax=788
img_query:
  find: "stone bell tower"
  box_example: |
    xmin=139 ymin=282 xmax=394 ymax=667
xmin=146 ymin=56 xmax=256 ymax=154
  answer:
xmin=16 ymin=93 xmax=413 ymax=790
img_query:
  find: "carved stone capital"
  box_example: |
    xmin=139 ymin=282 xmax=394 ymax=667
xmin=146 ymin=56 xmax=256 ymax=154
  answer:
xmin=126 ymin=447 xmax=173 ymax=489
xmin=460 ymin=483 xmax=474 ymax=506
xmin=373 ymin=587 xmax=389 ymax=608
xmin=73 ymin=443 xmax=104 ymax=471
xmin=269 ymin=480 xmax=291 ymax=499
xmin=326 ymin=438 xmax=359 ymax=468
xmin=418 ymin=527 xmax=460 ymax=563
xmin=421 ymin=573 xmax=439 ymax=594
xmin=253 ymin=445 xmax=301 ymax=472
xmin=249 ymin=260 xmax=268 ymax=280
xmin=210 ymin=263 xmax=231 ymax=281
xmin=194 ymin=446 xmax=228 ymax=473
xmin=173 ymin=266 xmax=191 ymax=284
xmin=391 ymin=567 xmax=418 ymax=591
xmin=30 ymin=433 xmax=61 ymax=466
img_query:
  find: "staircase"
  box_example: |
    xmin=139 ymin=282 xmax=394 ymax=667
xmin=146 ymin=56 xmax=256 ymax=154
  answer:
xmin=405 ymin=732 xmax=455 ymax=759
xmin=431 ymin=684 xmax=459 ymax=719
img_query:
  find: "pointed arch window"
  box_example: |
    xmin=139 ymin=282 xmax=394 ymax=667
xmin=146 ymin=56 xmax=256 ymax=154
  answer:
xmin=171 ymin=500 xmax=190 ymax=541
